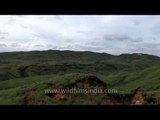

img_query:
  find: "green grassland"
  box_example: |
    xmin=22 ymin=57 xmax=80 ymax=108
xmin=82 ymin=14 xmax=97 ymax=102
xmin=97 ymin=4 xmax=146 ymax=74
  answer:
xmin=0 ymin=50 xmax=160 ymax=105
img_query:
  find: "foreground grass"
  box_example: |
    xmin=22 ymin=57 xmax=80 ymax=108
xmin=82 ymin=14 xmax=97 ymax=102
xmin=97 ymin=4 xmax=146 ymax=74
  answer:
xmin=0 ymin=65 xmax=160 ymax=105
xmin=0 ymin=73 xmax=95 ymax=105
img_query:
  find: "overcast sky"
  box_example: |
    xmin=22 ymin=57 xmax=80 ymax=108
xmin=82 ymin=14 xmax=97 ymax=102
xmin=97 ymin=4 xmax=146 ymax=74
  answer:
xmin=0 ymin=15 xmax=160 ymax=56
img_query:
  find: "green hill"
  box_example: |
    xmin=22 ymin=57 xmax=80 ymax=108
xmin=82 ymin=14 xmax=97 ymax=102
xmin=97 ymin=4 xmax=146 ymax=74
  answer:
xmin=0 ymin=50 xmax=160 ymax=105
xmin=0 ymin=50 xmax=160 ymax=81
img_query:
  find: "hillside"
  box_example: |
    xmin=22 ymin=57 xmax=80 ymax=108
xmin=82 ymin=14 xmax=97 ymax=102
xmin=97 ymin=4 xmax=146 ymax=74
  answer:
xmin=0 ymin=50 xmax=160 ymax=81
xmin=0 ymin=50 xmax=160 ymax=105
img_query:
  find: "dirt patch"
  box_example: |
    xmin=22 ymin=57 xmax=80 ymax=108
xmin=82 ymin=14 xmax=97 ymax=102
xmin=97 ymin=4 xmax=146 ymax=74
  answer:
xmin=53 ymin=92 xmax=65 ymax=100
xmin=22 ymin=88 xmax=37 ymax=104
xmin=45 ymin=76 xmax=145 ymax=105
xmin=46 ymin=91 xmax=66 ymax=100
xmin=130 ymin=88 xmax=145 ymax=105
xmin=65 ymin=76 xmax=107 ymax=88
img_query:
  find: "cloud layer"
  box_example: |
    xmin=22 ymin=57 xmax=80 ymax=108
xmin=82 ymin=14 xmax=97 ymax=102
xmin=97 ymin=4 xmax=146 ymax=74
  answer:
xmin=0 ymin=15 xmax=160 ymax=56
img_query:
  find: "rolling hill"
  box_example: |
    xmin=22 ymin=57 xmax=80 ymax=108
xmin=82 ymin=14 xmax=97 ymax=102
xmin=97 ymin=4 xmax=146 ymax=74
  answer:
xmin=0 ymin=50 xmax=160 ymax=105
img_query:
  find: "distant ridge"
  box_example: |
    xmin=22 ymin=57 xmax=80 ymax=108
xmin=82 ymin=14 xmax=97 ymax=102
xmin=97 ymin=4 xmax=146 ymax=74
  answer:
xmin=0 ymin=49 xmax=159 ymax=58
xmin=0 ymin=50 xmax=160 ymax=81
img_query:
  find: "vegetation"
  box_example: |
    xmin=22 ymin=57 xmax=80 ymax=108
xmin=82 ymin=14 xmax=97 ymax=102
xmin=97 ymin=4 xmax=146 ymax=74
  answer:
xmin=0 ymin=50 xmax=160 ymax=105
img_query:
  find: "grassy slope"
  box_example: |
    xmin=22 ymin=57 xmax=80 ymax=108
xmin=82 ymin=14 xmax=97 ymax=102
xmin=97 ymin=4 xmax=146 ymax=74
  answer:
xmin=0 ymin=50 xmax=160 ymax=104
xmin=0 ymin=65 xmax=160 ymax=104
xmin=98 ymin=65 xmax=160 ymax=104
xmin=0 ymin=73 xmax=95 ymax=105
xmin=0 ymin=50 xmax=160 ymax=81
xmin=99 ymin=65 xmax=160 ymax=91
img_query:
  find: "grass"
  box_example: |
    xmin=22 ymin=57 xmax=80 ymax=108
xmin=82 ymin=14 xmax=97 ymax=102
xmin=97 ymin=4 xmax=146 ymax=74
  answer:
xmin=0 ymin=65 xmax=160 ymax=105
xmin=0 ymin=73 xmax=96 ymax=104
xmin=0 ymin=50 xmax=160 ymax=104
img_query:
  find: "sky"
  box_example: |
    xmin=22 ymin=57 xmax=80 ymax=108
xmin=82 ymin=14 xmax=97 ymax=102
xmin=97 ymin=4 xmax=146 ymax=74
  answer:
xmin=0 ymin=15 xmax=160 ymax=56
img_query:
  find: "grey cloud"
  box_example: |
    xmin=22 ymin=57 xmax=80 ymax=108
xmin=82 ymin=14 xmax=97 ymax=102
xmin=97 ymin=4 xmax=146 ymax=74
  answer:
xmin=32 ymin=33 xmax=43 ymax=39
xmin=104 ymin=34 xmax=131 ymax=41
xmin=34 ymin=44 xmax=45 ymax=47
xmin=73 ymin=44 xmax=105 ymax=52
xmin=20 ymin=24 xmax=29 ymax=29
xmin=140 ymin=43 xmax=160 ymax=51
xmin=76 ymin=30 xmax=92 ymax=34
xmin=0 ymin=32 xmax=9 ymax=40
xmin=46 ymin=44 xmax=54 ymax=48
xmin=0 ymin=36 xmax=5 ymax=39
xmin=54 ymin=16 xmax=62 ymax=20
xmin=152 ymin=37 xmax=156 ymax=40
xmin=40 ymin=16 xmax=63 ymax=21
xmin=76 ymin=30 xmax=86 ymax=34
xmin=34 ymin=44 xmax=59 ymax=50
xmin=0 ymin=32 xmax=8 ymax=35
xmin=104 ymin=34 xmax=143 ymax=43
xmin=44 ymin=44 xmax=60 ymax=50
xmin=7 ymin=17 xmax=16 ymax=23
xmin=0 ymin=43 xmax=7 ymax=47
xmin=123 ymin=42 xmax=160 ymax=56
xmin=132 ymin=37 xmax=143 ymax=42
xmin=16 ymin=15 xmax=25 ymax=18
xmin=10 ymin=43 xmax=21 ymax=47
xmin=132 ymin=20 xmax=141 ymax=25
xmin=66 ymin=39 xmax=73 ymax=43
xmin=87 ymin=41 xmax=107 ymax=47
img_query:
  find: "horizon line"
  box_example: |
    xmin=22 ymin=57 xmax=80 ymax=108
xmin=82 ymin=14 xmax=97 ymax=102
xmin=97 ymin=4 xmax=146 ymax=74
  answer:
xmin=0 ymin=49 xmax=159 ymax=57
